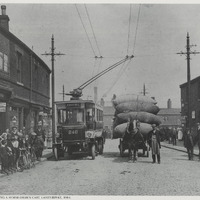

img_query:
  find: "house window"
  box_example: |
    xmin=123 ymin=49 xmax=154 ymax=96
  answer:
xmin=0 ymin=52 xmax=8 ymax=72
xmin=16 ymin=51 xmax=22 ymax=83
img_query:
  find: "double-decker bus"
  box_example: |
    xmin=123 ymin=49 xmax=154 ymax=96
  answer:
xmin=53 ymin=99 xmax=105 ymax=160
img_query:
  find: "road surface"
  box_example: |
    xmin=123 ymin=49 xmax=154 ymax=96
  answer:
xmin=0 ymin=139 xmax=200 ymax=196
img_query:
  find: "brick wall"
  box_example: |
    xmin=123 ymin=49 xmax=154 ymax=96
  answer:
xmin=0 ymin=32 xmax=51 ymax=107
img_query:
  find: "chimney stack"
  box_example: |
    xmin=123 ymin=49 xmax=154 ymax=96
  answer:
xmin=167 ymin=98 xmax=172 ymax=109
xmin=0 ymin=5 xmax=9 ymax=30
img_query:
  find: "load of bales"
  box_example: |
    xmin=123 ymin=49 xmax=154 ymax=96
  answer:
xmin=112 ymin=94 xmax=161 ymax=139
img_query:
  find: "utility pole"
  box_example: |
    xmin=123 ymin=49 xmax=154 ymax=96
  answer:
xmin=42 ymin=35 xmax=65 ymax=145
xmin=140 ymin=83 xmax=148 ymax=96
xmin=62 ymin=85 xmax=65 ymax=101
xmin=177 ymin=32 xmax=200 ymax=132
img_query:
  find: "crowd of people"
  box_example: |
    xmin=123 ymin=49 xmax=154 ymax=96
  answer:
xmin=0 ymin=121 xmax=45 ymax=175
xmin=159 ymin=126 xmax=183 ymax=145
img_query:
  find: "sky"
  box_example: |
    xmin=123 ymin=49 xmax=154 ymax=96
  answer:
xmin=4 ymin=3 xmax=200 ymax=108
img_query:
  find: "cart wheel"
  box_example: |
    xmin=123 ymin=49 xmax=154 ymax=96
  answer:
xmin=119 ymin=139 xmax=124 ymax=157
xmin=146 ymin=144 xmax=149 ymax=157
xmin=98 ymin=140 xmax=104 ymax=155
xmin=68 ymin=146 xmax=73 ymax=155
xmin=143 ymin=148 xmax=146 ymax=156
xmin=54 ymin=146 xmax=58 ymax=161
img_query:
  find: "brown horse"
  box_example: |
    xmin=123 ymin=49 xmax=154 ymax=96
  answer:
xmin=123 ymin=120 xmax=144 ymax=162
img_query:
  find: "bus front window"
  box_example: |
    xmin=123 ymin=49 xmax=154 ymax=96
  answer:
xmin=66 ymin=108 xmax=84 ymax=124
xmin=58 ymin=108 xmax=84 ymax=125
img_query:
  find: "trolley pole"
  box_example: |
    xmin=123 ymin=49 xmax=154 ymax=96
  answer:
xmin=42 ymin=35 xmax=65 ymax=145
xmin=177 ymin=32 xmax=200 ymax=132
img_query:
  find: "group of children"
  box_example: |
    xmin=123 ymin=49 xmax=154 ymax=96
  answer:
xmin=0 ymin=122 xmax=45 ymax=175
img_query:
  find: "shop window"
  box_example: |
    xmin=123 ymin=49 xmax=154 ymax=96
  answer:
xmin=0 ymin=52 xmax=8 ymax=72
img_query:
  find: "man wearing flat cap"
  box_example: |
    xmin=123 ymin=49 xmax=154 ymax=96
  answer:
xmin=148 ymin=124 xmax=161 ymax=164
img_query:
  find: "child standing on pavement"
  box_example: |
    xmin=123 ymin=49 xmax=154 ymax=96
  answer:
xmin=0 ymin=140 xmax=9 ymax=175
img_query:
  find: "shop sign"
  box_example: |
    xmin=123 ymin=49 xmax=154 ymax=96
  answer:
xmin=12 ymin=116 xmax=17 ymax=123
xmin=0 ymin=102 xmax=6 ymax=112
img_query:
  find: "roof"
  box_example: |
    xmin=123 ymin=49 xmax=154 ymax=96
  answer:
xmin=0 ymin=26 xmax=51 ymax=73
xmin=55 ymin=99 xmax=94 ymax=104
xmin=180 ymin=76 xmax=200 ymax=88
xmin=157 ymin=108 xmax=181 ymax=115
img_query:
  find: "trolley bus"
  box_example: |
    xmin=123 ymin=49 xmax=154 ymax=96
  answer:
xmin=53 ymin=99 xmax=105 ymax=160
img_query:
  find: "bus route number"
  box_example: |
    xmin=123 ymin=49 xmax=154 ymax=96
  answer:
xmin=68 ymin=130 xmax=78 ymax=135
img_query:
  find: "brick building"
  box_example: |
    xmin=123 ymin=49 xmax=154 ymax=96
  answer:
xmin=180 ymin=76 xmax=200 ymax=131
xmin=0 ymin=5 xmax=51 ymax=133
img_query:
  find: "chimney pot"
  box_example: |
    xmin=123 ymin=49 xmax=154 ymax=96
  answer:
xmin=1 ymin=5 xmax=6 ymax=15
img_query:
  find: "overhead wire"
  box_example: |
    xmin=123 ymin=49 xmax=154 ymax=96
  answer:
xmin=84 ymin=4 xmax=102 ymax=57
xmin=102 ymin=59 xmax=132 ymax=97
xmin=101 ymin=4 xmax=134 ymax=98
xmin=84 ymin=4 xmax=103 ymax=95
xmin=127 ymin=4 xmax=132 ymax=56
xmin=132 ymin=4 xmax=141 ymax=55
xmin=75 ymin=4 xmax=96 ymax=57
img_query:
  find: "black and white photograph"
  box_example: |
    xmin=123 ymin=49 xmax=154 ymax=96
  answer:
xmin=0 ymin=1 xmax=200 ymax=197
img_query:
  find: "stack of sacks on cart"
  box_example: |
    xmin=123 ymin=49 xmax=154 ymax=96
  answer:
xmin=112 ymin=94 xmax=161 ymax=139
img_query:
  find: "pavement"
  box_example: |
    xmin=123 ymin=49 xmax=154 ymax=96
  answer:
xmin=0 ymin=147 xmax=53 ymax=177
xmin=161 ymin=139 xmax=200 ymax=156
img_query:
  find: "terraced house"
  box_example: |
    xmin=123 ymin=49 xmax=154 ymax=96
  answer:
xmin=0 ymin=5 xmax=51 ymax=132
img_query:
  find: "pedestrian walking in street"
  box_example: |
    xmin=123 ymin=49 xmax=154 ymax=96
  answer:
xmin=184 ymin=129 xmax=194 ymax=161
xmin=148 ymin=124 xmax=161 ymax=164
xmin=168 ymin=127 xmax=172 ymax=144
xmin=177 ymin=127 xmax=183 ymax=141
xmin=35 ymin=121 xmax=45 ymax=161
xmin=172 ymin=127 xmax=177 ymax=146
xmin=196 ymin=123 xmax=200 ymax=160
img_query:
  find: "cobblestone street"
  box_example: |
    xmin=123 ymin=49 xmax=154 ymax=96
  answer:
xmin=0 ymin=139 xmax=200 ymax=196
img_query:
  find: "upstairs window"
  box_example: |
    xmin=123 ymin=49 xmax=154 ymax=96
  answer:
xmin=16 ymin=51 xmax=22 ymax=83
xmin=0 ymin=52 xmax=8 ymax=72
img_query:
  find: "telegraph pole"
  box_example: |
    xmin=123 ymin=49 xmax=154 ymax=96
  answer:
xmin=42 ymin=35 xmax=65 ymax=145
xmin=177 ymin=32 xmax=200 ymax=132
xmin=140 ymin=83 xmax=148 ymax=96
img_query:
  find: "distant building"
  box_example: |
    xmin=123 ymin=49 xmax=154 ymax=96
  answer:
xmin=157 ymin=108 xmax=181 ymax=128
xmin=0 ymin=5 xmax=51 ymax=132
xmin=103 ymin=105 xmax=115 ymax=138
xmin=157 ymin=99 xmax=181 ymax=128
xmin=180 ymin=75 xmax=200 ymax=131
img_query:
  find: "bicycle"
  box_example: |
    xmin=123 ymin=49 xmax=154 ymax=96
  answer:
xmin=18 ymin=148 xmax=29 ymax=171
xmin=29 ymin=146 xmax=36 ymax=168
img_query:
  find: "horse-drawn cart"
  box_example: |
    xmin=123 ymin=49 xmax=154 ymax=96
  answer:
xmin=118 ymin=137 xmax=150 ymax=157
